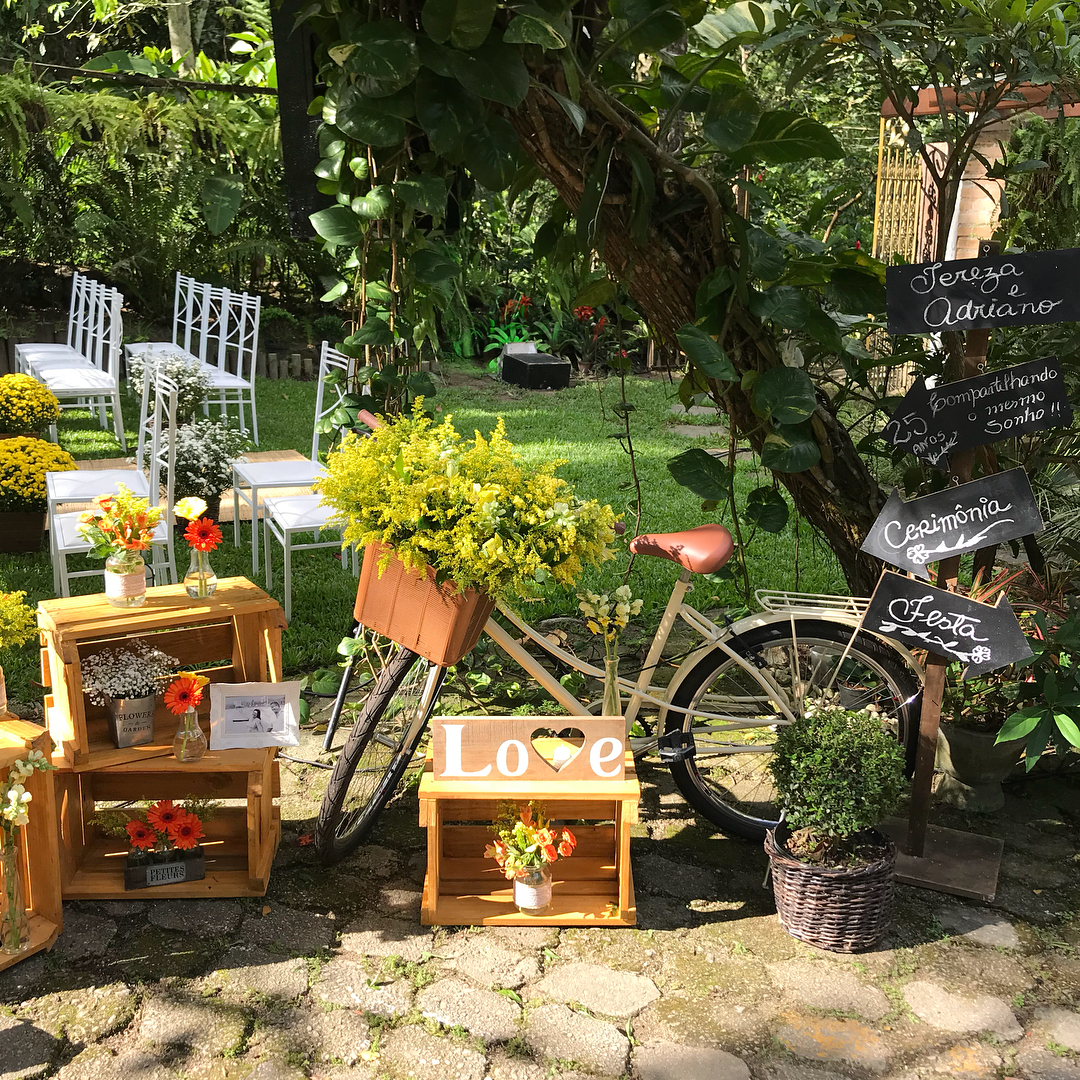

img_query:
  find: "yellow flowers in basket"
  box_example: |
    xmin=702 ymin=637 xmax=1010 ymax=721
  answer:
xmin=317 ymin=401 xmax=617 ymax=602
xmin=0 ymin=436 xmax=75 ymax=512
xmin=0 ymin=375 xmax=61 ymax=436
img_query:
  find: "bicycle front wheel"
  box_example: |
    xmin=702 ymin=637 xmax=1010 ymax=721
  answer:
xmin=665 ymin=620 xmax=921 ymax=842
xmin=316 ymin=646 xmax=443 ymax=865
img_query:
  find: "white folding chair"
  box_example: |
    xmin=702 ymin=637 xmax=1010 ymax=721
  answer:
xmin=232 ymin=342 xmax=350 ymax=577
xmin=32 ymin=282 xmax=128 ymax=451
xmin=14 ymin=272 xmax=96 ymax=373
xmin=125 ymin=272 xmax=204 ymax=370
xmin=199 ymin=286 xmax=261 ymax=444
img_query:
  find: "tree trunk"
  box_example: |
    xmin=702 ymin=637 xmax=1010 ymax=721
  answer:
xmin=166 ymin=0 xmax=195 ymax=76
xmin=507 ymin=81 xmax=887 ymax=594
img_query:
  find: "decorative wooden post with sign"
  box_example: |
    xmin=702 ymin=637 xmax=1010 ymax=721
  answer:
xmin=419 ymin=716 xmax=639 ymax=926
xmin=863 ymin=240 xmax=1075 ymax=900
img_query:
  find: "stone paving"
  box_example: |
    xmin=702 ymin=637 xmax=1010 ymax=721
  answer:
xmin=2 ymin=747 xmax=1080 ymax=1080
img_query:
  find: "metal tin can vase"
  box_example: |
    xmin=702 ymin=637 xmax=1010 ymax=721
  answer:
xmin=0 ymin=831 xmax=29 ymax=954
xmin=104 ymin=550 xmax=147 ymax=608
xmin=513 ymin=864 xmax=552 ymax=916
xmin=106 ymin=694 xmax=156 ymax=748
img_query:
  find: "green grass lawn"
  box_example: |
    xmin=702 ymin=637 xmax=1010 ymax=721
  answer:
xmin=0 ymin=366 xmax=846 ymax=707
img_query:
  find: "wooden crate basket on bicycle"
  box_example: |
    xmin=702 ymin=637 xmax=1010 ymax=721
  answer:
xmin=36 ymin=579 xmax=284 ymax=898
xmin=419 ymin=716 xmax=639 ymax=926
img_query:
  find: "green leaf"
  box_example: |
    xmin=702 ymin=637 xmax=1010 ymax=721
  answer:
xmin=451 ymin=39 xmax=529 ymax=107
xmin=533 ymin=220 xmax=562 ymax=260
xmin=547 ymin=88 xmax=586 ymax=134
xmin=465 ymin=115 xmax=521 ymax=190
xmin=624 ymin=143 xmax=656 ymax=244
xmin=315 ymin=151 xmax=345 ymax=180
xmin=760 ymin=421 xmax=820 ymax=473
xmin=422 ymin=0 xmax=498 ymax=50
xmin=352 ymin=318 xmax=395 ymax=346
xmin=415 ymin=70 xmax=482 ymax=155
xmin=743 ymin=486 xmax=789 ymax=533
xmin=395 ymin=175 xmax=448 ymax=216
xmin=408 ymin=371 xmax=437 ymax=396
xmin=676 ymin=324 xmax=737 ymax=381
xmin=201 ymin=175 xmax=243 ymax=235
xmin=702 ymin=85 xmax=762 ymax=154
xmin=320 ymin=279 xmax=349 ymax=302
xmin=752 ymin=366 xmax=816 ymax=424
xmin=749 ymin=285 xmax=817 ymax=329
xmin=574 ymin=278 xmax=617 ymax=307
xmin=309 ymin=204 xmax=362 ymax=246
xmin=336 ymin=84 xmax=408 ymax=145
xmin=1054 ymin=710 xmax=1080 ymax=748
xmin=610 ymin=0 xmax=686 ymax=52
xmin=826 ymin=267 xmax=887 ymax=314
xmin=351 ymin=185 xmax=394 ymax=218
xmin=504 ymin=5 xmax=568 ymax=48
xmin=667 ymin=448 xmax=733 ymax=501
xmin=409 ymin=248 xmax=460 ymax=283
xmin=747 ymin=226 xmax=786 ymax=281
xmin=344 ymin=20 xmax=419 ymax=97
xmin=728 ymin=110 xmax=845 ymax=167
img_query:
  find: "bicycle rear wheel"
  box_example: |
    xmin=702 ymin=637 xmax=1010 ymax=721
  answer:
xmin=665 ymin=620 xmax=920 ymax=842
xmin=316 ymin=646 xmax=444 ymax=865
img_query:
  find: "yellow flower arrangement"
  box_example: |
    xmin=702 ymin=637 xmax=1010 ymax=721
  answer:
xmin=317 ymin=401 xmax=617 ymax=601
xmin=0 ymin=437 xmax=76 ymax=512
xmin=0 ymin=591 xmax=35 ymax=651
xmin=0 ymin=375 xmax=61 ymax=436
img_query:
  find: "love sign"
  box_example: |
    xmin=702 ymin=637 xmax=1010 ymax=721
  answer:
xmin=431 ymin=716 xmax=626 ymax=782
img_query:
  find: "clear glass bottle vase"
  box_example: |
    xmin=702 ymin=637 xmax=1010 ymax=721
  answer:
xmin=173 ymin=707 xmax=207 ymax=763
xmin=0 ymin=829 xmax=29 ymax=955
xmin=183 ymin=549 xmax=217 ymax=599
xmin=602 ymin=654 xmax=622 ymax=719
xmin=104 ymin=549 xmax=146 ymax=608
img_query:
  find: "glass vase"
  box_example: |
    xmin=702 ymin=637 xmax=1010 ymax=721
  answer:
xmin=602 ymin=655 xmax=622 ymax=719
xmin=104 ymin=549 xmax=146 ymax=608
xmin=183 ymin=549 xmax=217 ymax=599
xmin=0 ymin=829 xmax=29 ymax=955
xmin=173 ymin=707 xmax=207 ymax=763
xmin=513 ymin=863 xmax=552 ymax=916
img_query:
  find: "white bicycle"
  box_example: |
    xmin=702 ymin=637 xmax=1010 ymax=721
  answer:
xmin=315 ymin=523 xmax=924 ymax=864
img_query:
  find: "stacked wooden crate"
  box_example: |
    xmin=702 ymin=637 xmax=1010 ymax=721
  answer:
xmin=38 ymin=579 xmax=285 ymax=899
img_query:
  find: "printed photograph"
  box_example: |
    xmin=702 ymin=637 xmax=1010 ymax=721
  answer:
xmin=209 ymin=682 xmax=301 ymax=750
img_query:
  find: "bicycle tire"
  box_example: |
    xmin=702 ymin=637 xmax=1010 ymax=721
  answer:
xmin=665 ymin=619 xmax=921 ymax=842
xmin=316 ymin=646 xmax=441 ymax=865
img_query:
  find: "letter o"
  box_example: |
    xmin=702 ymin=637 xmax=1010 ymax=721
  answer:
xmin=496 ymin=739 xmax=529 ymax=777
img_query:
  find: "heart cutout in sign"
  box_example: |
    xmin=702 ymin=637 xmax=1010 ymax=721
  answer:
xmin=530 ymin=727 xmax=586 ymax=772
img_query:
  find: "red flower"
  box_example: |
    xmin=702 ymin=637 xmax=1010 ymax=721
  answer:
xmin=167 ymin=813 xmax=204 ymax=850
xmin=163 ymin=676 xmax=206 ymax=716
xmin=620 ymin=349 xmax=628 ymax=358
xmin=591 ymin=315 xmax=608 ymax=342
xmin=855 ymin=239 xmax=862 ymax=250
xmin=573 ymin=305 xmax=595 ymax=322
xmin=126 ymin=819 xmax=156 ymax=850
xmin=146 ymin=800 xmax=182 ymax=832
xmin=561 ymin=827 xmax=577 ymax=849
xmin=184 ymin=517 xmax=222 ymax=553
xmin=542 ymin=843 xmax=558 ymax=862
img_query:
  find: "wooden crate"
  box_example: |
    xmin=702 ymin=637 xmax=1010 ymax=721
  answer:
xmin=0 ymin=719 xmax=63 ymax=970
xmin=54 ymin=747 xmax=280 ymax=899
xmin=38 ymin=578 xmax=286 ymax=770
xmin=418 ymin=752 xmax=639 ymax=926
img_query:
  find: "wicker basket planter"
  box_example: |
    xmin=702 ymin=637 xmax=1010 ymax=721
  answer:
xmin=354 ymin=543 xmax=496 ymax=666
xmin=0 ymin=512 xmax=45 ymax=553
xmin=765 ymin=824 xmax=896 ymax=953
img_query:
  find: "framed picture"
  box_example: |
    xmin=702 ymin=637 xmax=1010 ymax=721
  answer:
xmin=209 ymin=682 xmax=301 ymax=750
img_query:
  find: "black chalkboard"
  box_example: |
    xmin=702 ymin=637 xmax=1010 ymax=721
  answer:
xmin=887 ymin=249 xmax=1080 ymax=334
xmin=864 ymin=572 xmax=1031 ymax=679
xmin=881 ymin=356 xmax=1073 ymax=467
xmin=860 ymin=469 xmax=1044 ymax=578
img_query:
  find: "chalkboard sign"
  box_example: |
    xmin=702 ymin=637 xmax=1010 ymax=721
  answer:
xmin=864 ymin=572 xmax=1031 ymax=679
xmin=860 ymin=469 xmax=1044 ymax=578
xmin=881 ymin=356 xmax=1073 ymax=467
xmin=887 ymin=248 xmax=1080 ymax=334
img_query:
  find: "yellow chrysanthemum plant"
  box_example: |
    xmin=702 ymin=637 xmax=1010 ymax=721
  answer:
xmin=0 ymin=437 xmax=76 ymax=512
xmin=0 ymin=590 xmax=37 ymax=718
xmin=317 ymin=401 xmax=617 ymax=603
xmin=0 ymin=375 xmax=60 ymax=436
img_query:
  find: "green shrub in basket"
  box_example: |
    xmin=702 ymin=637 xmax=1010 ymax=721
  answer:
xmin=769 ymin=706 xmax=907 ymax=865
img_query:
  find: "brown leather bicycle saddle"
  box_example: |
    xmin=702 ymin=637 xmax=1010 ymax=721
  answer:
xmin=629 ymin=523 xmax=734 ymax=575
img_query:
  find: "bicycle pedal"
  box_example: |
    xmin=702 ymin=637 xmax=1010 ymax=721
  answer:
xmin=657 ymin=730 xmax=696 ymax=763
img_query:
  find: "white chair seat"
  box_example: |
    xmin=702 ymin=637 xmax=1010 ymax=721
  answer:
xmin=19 ymin=346 xmax=95 ymax=374
xmin=47 ymin=469 xmax=150 ymax=505
xmin=40 ymin=367 xmax=119 ymax=393
xmin=126 ymin=342 xmax=202 ymax=365
xmin=263 ymin=493 xmax=333 ymax=531
xmin=203 ymin=369 xmax=249 ymax=390
xmin=233 ymin=459 xmax=324 ymax=487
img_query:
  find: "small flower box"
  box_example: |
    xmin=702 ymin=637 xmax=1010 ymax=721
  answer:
xmin=124 ymin=848 xmax=206 ymax=891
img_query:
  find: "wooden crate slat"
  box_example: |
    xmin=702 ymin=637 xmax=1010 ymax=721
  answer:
xmin=441 ymin=824 xmax=616 ymax=859
xmin=76 ymin=621 xmax=235 ymax=667
xmin=421 ymin=881 xmax=637 ymax=927
xmin=439 ymin=856 xmax=618 ymax=884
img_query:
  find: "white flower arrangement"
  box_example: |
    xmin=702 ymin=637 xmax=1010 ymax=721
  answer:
xmin=1 ymin=750 xmax=53 ymax=835
xmin=80 ymin=641 xmax=180 ymax=705
xmin=127 ymin=352 xmax=212 ymax=425
xmin=162 ymin=419 xmax=249 ymax=501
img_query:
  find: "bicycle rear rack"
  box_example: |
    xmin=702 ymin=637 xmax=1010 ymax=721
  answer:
xmin=755 ymin=590 xmax=869 ymax=617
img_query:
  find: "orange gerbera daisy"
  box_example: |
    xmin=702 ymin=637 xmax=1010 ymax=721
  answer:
xmin=184 ymin=517 xmax=222 ymax=552
xmin=146 ymin=800 xmax=183 ymax=832
xmin=164 ymin=675 xmax=207 ymax=715
xmin=166 ymin=813 xmax=204 ymax=850
xmin=126 ymin=819 xmax=157 ymax=850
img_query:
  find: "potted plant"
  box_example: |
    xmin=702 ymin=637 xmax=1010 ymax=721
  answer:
xmin=485 ymin=800 xmax=577 ymax=915
xmin=0 ymin=592 xmax=35 ymax=719
xmin=0 ymin=436 xmax=76 ymax=552
xmin=77 ymin=483 xmax=163 ymax=608
xmin=0 ymin=374 xmax=60 ymax=438
xmin=91 ymin=798 xmax=212 ymax=890
xmin=162 ymin=419 xmax=249 ymax=523
xmin=80 ymin=641 xmax=179 ymax=748
xmin=0 ymin=749 xmax=55 ymax=953
xmin=127 ymin=352 xmax=212 ymax=426
xmin=766 ymin=706 xmax=907 ymax=953
xmin=317 ymin=402 xmax=617 ymax=665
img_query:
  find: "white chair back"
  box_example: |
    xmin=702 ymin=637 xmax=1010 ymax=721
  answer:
xmin=65 ymin=271 xmax=92 ymax=351
xmin=88 ymin=283 xmax=124 ymax=375
xmin=311 ymin=342 xmax=352 ymax=462
xmin=147 ymin=369 xmax=178 ymax=583
xmin=173 ymin=277 xmax=261 ymax=389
